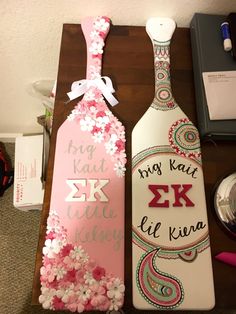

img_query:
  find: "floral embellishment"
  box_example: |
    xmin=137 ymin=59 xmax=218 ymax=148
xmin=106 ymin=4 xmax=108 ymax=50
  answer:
xmin=92 ymin=266 xmax=105 ymax=281
xmin=39 ymin=210 xmax=125 ymax=312
xmin=88 ymin=16 xmax=110 ymax=76
xmin=89 ymin=41 xmax=104 ymax=56
xmin=68 ymin=92 xmax=127 ymax=177
xmin=67 ymin=16 xmax=126 ymax=178
xmin=94 ymin=17 xmax=110 ymax=32
xmin=107 ymin=278 xmax=125 ymax=300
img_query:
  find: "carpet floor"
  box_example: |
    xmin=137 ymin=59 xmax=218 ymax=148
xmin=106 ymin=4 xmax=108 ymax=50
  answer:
xmin=0 ymin=143 xmax=65 ymax=314
xmin=0 ymin=143 xmax=235 ymax=314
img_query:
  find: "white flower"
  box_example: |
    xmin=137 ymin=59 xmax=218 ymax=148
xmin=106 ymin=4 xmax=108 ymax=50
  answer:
xmin=57 ymin=284 xmax=74 ymax=303
xmin=80 ymin=252 xmax=89 ymax=263
xmin=67 ymin=109 xmax=79 ymax=122
xmin=80 ymin=116 xmax=95 ymax=131
xmin=96 ymin=115 xmax=110 ymax=128
xmin=84 ymin=90 xmax=95 ymax=101
xmin=76 ymin=285 xmax=91 ymax=302
xmin=39 ymin=287 xmax=56 ymax=309
xmin=105 ymin=142 xmax=117 ymax=155
xmin=89 ymin=106 xmax=97 ymax=113
xmin=94 ymin=17 xmax=109 ymax=32
xmin=90 ymin=30 xmax=100 ymax=39
xmin=72 ymin=109 xmax=79 ymax=116
xmin=105 ymin=110 xmax=113 ymax=116
xmin=114 ymin=162 xmax=126 ymax=177
xmin=109 ymin=133 xmax=118 ymax=144
xmin=42 ymin=239 xmax=61 ymax=258
xmin=107 ymin=278 xmax=125 ymax=300
xmin=70 ymin=245 xmax=85 ymax=261
xmin=97 ymin=95 xmax=104 ymax=103
xmin=89 ymin=41 xmax=104 ymax=55
xmin=46 ymin=224 xmax=60 ymax=234
xmin=54 ymin=266 xmax=67 ymax=280
xmin=84 ymin=271 xmax=96 ymax=285
xmin=109 ymin=298 xmax=123 ymax=311
xmin=67 ymin=113 xmax=75 ymax=121
xmin=118 ymin=130 xmax=126 ymax=140
xmin=93 ymin=131 xmax=104 ymax=143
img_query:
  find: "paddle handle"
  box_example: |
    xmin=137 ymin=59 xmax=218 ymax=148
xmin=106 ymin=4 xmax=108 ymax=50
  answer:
xmin=81 ymin=16 xmax=110 ymax=79
xmin=146 ymin=17 xmax=176 ymax=43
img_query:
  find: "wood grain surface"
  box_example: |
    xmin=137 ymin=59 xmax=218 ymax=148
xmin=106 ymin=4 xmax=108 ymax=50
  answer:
xmin=32 ymin=24 xmax=236 ymax=313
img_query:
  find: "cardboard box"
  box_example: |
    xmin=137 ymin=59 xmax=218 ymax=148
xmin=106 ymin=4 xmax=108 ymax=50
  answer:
xmin=13 ymin=135 xmax=44 ymax=211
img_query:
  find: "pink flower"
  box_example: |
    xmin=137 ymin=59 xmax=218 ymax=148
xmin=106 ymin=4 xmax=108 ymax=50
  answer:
xmin=85 ymin=259 xmax=96 ymax=271
xmin=84 ymin=300 xmax=94 ymax=311
xmin=111 ymin=150 xmax=127 ymax=165
xmin=75 ymin=102 xmax=87 ymax=116
xmin=63 ymin=255 xmax=74 ymax=269
xmin=99 ymin=31 xmax=106 ymax=38
xmin=93 ymin=88 xmax=102 ymax=99
xmin=91 ymin=125 xmax=102 ymax=135
xmin=97 ymin=297 xmax=110 ymax=311
xmin=42 ymin=255 xmax=53 ymax=267
xmin=47 ymin=213 xmax=60 ymax=227
xmin=115 ymin=139 xmax=125 ymax=152
xmin=40 ymin=264 xmax=55 ymax=283
xmin=92 ymin=266 xmax=105 ymax=281
xmin=95 ymin=102 xmax=106 ymax=112
xmin=52 ymin=296 xmax=65 ymax=310
xmin=92 ymin=54 xmax=102 ymax=59
xmin=64 ymin=269 xmax=77 ymax=283
xmin=77 ymin=303 xmax=85 ymax=313
xmin=66 ymin=303 xmax=77 ymax=312
xmin=96 ymin=110 xmax=106 ymax=118
xmin=46 ymin=231 xmax=56 ymax=240
xmin=102 ymin=16 xmax=110 ymax=23
xmin=57 ymin=279 xmax=72 ymax=289
xmin=76 ymin=269 xmax=86 ymax=283
xmin=66 ymin=295 xmax=85 ymax=313
xmin=90 ymin=284 xmax=106 ymax=307
xmin=87 ymin=100 xmax=97 ymax=107
xmin=48 ymin=280 xmax=58 ymax=289
xmin=111 ymin=119 xmax=124 ymax=134
xmin=60 ymin=244 xmax=74 ymax=258
xmin=105 ymin=123 xmax=111 ymax=133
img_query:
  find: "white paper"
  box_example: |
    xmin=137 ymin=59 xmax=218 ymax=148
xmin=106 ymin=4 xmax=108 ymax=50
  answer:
xmin=202 ymin=71 xmax=236 ymax=120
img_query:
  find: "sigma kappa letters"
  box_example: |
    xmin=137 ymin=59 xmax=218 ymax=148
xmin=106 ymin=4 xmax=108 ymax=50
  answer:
xmin=135 ymin=157 xmax=197 ymax=208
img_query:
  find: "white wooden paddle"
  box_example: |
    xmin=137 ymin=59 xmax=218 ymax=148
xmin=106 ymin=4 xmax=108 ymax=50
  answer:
xmin=132 ymin=17 xmax=215 ymax=310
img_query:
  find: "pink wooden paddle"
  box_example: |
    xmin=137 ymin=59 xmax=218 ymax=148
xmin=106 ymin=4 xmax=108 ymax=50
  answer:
xmin=39 ymin=16 xmax=126 ymax=313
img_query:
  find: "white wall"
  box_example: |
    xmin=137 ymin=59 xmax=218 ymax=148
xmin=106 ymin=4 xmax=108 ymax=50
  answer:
xmin=1 ymin=0 xmax=236 ymax=134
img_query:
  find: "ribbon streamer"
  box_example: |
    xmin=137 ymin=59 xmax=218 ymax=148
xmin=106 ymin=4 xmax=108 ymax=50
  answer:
xmin=67 ymin=76 xmax=118 ymax=106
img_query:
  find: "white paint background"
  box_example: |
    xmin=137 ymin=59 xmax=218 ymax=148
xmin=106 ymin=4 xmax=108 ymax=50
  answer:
xmin=1 ymin=0 xmax=236 ymax=134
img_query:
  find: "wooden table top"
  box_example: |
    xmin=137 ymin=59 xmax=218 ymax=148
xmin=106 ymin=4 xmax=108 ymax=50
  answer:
xmin=32 ymin=23 xmax=236 ymax=313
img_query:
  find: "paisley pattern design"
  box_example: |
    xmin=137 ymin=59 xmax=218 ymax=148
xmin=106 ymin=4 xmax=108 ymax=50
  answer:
xmin=137 ymin=250 xmax=184 ymax=309
xmin=132 ymin=227 xmax=210 ymax=309
xmin=168 ymin=118 xmax=201 ymax=161
xmin=151 ymin=41 xmax=178 ymax=111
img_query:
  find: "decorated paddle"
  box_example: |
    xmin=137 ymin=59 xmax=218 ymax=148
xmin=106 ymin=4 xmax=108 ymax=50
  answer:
xmin=132 ymin=17 xmax=215 ymax=310
xmin=39 ymin=16 xmax=126 ymax=312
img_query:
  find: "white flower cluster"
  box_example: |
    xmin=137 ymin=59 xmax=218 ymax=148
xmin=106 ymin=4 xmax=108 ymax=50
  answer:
xmin=89 ymin=17 xmax=109 ymax=56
